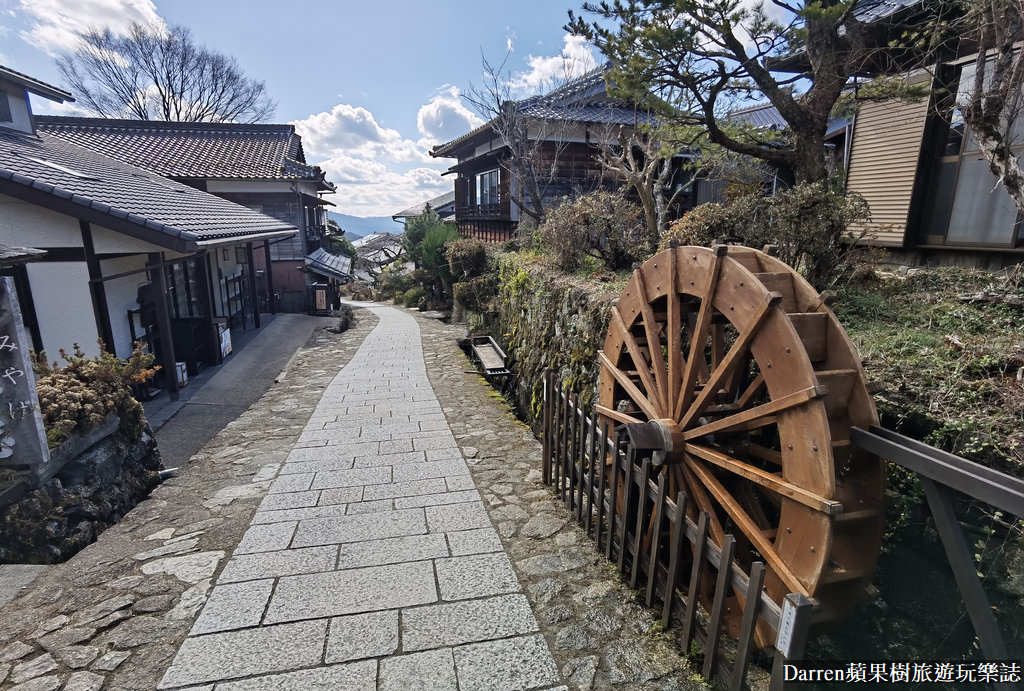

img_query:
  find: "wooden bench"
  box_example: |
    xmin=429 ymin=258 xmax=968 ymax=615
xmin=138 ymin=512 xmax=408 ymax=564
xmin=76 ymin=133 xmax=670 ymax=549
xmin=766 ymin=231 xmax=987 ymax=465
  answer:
xmin=470 ymin=335 xmax=510 ymax=377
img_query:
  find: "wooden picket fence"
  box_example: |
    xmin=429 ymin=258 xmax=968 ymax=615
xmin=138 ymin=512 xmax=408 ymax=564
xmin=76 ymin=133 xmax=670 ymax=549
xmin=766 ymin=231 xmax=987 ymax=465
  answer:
xmin=541 ymin=370 xmax=813 ymax=691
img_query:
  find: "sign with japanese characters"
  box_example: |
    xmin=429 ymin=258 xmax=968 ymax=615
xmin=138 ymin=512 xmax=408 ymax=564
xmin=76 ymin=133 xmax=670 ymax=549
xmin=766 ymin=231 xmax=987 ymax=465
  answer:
xmin=0 ymin=276 xmax=49 ymax=470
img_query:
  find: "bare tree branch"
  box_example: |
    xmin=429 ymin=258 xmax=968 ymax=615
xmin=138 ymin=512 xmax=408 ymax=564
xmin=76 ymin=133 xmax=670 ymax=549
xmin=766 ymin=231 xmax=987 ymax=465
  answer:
xmin=57 ymin=22 xmax=276 ymax=123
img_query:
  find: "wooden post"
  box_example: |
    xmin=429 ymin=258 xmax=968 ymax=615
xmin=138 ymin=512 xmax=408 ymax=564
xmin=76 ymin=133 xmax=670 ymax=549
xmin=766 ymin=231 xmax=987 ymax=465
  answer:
xmin=704 ymin=534 xmax=736 ymax=679
xmin=731 ymin=562 xmax=766 ymax=691
xmin=770 ymin=593 xmax=815 ymax=691
xmin=682 ymin=512 xmax=710 ymax=649
xmin=646 ymin=474 xmax=667 ymax=607
xmin=246 ymin=242 xmax=260 ymax=329
xmin=630 ymin=458 xmax=651 ymax=589
xmin=80 ymin=221 xmax=115 ymax=355
xmin=575 ymin=407 xmax=588 ymax=522
xmin=662 ymin=492 xmax=688 ymax=628
xmin=606 ymin=434 xmax=621 ymax=562
xmin=148 ymin=253 xmax=179 ymax=401
xmin=263 ymin=240 xmax=276 ymax=314
xmin=596 ymin=425 xmax=610 ymax=551
xmin=542 ymin=370 xmax=553 ymax=485
xmin=585 ymin=410 xmax=599 ymax=535
xmin=195 ymin=251 xmax=221 ymax=366
xmin=617 ymin=445 xmax=635 ymax=574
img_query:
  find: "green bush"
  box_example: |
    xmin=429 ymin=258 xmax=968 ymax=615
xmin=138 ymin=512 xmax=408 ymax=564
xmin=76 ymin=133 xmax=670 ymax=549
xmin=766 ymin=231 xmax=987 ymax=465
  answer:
xmin=401 ymin=286 xmax=427 ymax=309
xmin=446 ymin=237 xmax=489 ymax=281
xmin=375 ymin=262 xmax=414 ymax=301
xmin=662 ymin=179 xmax=869 ymax=288
xmin=31 ymin=342 xmax=158 ymax=448
xmin=453 ymin=275 xmax=498 ymax=312
xmin=539 ymin=190 xmax=651 ymax=272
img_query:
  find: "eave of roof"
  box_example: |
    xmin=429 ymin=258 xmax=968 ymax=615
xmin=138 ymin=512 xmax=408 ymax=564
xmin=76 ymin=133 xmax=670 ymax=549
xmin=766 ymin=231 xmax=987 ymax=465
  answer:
xmin=0 ymin=65 xmax=74 ymax=103
xmin=0 ymin=131 xmax=298 ymax=253
xmin=35 ymin=115 xmax=332 ymax=187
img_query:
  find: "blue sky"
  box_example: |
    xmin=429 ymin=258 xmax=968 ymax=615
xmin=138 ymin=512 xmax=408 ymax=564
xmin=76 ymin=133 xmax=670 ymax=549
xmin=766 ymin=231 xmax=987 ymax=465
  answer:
xmin=0 ymin=0 xmax=601 ymax=217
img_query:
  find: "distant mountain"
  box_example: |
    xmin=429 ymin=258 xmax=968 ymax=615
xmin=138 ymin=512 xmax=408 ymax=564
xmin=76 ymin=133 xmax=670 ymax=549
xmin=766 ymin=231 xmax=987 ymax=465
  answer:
xmin=328 ymin=212 xmax=402 ymax=239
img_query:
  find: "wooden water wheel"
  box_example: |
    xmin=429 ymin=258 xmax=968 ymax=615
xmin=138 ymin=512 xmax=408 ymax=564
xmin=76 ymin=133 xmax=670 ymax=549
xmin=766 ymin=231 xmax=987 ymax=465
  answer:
xmin=597 ymin=243 xmax=884 ymax=645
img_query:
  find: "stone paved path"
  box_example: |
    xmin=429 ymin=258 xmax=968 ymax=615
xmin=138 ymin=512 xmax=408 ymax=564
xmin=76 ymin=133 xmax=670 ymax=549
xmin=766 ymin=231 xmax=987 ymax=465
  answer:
xmin=158 ymin=306 xmax=565 ymax=690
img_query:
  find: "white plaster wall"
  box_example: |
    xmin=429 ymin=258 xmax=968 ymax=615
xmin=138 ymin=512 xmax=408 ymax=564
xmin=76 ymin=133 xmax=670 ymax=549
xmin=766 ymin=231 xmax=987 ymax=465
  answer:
xmin=26 ymin=262 xmax=99 ymax=358
xmin=91 ymin=224 xmax=167 ymax=254
xmin=206 ymin=180 xmax=293 ymax=194
xmin=99 ymin=255 xmax=150 ymax=358
xmin=0 ymin=85 xmax=34 ymax=134
xmin=0 ymin=193 xmax=82 ymax=246
xmin=211 ymin=246 xmax=243 ymax=317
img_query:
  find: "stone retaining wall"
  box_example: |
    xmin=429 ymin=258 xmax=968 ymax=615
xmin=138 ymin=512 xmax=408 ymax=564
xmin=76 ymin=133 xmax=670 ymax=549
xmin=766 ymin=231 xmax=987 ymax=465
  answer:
xmin=0 ymin=420 xmax=162 ymax=564
xmin=461 ymin=253 xmax=621 ymax=431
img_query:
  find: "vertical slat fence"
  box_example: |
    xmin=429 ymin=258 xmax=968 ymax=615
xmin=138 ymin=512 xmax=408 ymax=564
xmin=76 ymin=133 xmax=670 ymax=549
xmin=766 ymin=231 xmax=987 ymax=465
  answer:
xmin=540 ymin=371 xmax=810 ymax=691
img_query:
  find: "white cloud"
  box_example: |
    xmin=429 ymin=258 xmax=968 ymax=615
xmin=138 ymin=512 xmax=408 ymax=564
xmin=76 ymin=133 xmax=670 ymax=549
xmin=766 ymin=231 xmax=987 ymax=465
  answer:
xmin=293 ymin=103 xmax=428 ymax=165
xmin=416 ymin=85 xmax=484 ymax=146
xmin=17 ymin=0 xmax=164 ymax=56
xmin=317 ymin=152 xmax=451 ymax=217
xmin=293 ymin=102 xmax=458 ymax=217
xmin=506 ymin=34 xmax=598 ymax=95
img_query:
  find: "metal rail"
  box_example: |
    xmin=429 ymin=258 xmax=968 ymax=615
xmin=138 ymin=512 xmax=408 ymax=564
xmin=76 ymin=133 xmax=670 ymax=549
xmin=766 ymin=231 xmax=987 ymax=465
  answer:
xmin=852 ymin=425 xmax=1024 ymax=688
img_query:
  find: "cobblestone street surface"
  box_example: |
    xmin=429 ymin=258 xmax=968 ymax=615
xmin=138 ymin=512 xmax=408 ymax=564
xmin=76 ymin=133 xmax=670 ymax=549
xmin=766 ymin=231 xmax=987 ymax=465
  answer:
xmin=0 ymin=304 xmax=704 ymax=691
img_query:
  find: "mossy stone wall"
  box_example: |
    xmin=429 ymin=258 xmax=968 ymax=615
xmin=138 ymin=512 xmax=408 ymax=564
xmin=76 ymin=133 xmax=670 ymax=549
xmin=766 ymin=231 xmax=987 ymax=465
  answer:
xmin=462 ymin=253 xmax=620 ymax=431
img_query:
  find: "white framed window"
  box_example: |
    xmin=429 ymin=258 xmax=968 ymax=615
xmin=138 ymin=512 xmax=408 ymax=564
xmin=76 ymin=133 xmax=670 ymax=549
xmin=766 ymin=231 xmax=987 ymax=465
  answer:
xmin=475 ymin=169 xmax=499 ymax=206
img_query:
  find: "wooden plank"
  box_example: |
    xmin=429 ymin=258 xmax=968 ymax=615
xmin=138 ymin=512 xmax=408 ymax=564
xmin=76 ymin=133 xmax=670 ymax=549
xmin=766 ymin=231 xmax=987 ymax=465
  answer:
xmin=731 ymin=562 xmax=766 ymax=691
xmin=681 ymin=385 xmax=824 ymax=441
xmin=686 ymin=456 xmax=808 ymax=595
xmin=678 ymin=245 xmax=727 ymax=419
xmin=703 ymin=535 xmax=737 ymax=680
xmin=634 ymin=267 xmax=669 ymax=407
xmin=682 ymin=511 xmax=711 ymax=649
xmin=555 ymin=382 xmax=564 ymax=494
xmin=576 ymin=405 xmax=587 ymax=520
xmin=599 ymin=351 xmax=660 ymax=420
xmin=586 ymin=410 xmax=599 ymax=535
xmin=472 ymin=342 xmax=506 ymax=371
xmin=611 ymin=307 xmax=665 ymax=413
xmin=567 ymin=392 xmax=578 ymax=506
xmin=788 ymin=312 xmax=828 ymax=363
xmin=606 ymin=438 xmax=621 ymax=561
xmin=685 ymin=443 xmax=842 ymax=515
xmin=595 ymin=404 xmax=644 ymax=425
xmin=667 ymin=247 xmax=684 ymax=415
xmin=542 ymin=369 xmax=553 ymax=485
xmin=596 ymin=426 xmax=612 ymax=551
xmin=662 ymin=492 xmax=688 ymax=627
xmin=631 ymin=459 xmax=651 ymax=589
xmin=618 ymin=447 xmax=635 ymax=575
xmin=681 ymin=292 xmax=779 ymax=429
xmin=646 ymin=474 xmax=668 ymax=607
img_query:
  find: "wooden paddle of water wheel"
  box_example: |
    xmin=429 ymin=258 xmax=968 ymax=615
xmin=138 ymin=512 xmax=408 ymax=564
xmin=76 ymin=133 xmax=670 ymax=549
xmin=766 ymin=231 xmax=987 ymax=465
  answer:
xmin=597 ymin=243 xmax=884 ymax=646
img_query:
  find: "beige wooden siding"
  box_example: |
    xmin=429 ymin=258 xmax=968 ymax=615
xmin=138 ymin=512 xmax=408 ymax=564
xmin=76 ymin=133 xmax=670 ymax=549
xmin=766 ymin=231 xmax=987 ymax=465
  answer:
xmin=846 ymin=95 xmax=930 ymax=246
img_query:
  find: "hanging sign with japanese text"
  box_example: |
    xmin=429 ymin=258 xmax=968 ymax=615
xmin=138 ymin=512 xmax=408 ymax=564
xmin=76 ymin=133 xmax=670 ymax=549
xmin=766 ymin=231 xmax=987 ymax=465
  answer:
xmin=0 ymin=276 xmax=49 ymax=471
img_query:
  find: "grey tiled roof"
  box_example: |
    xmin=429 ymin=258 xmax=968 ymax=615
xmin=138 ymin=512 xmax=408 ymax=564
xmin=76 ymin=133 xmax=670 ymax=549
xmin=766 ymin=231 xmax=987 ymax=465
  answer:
xmin=727 ymin=103 xmax=788 ymax=129
xmin=853 ymin=0 xmax=920 ymax=23
xmin=392 ymin=191 xmax=456 ymax=220
xmin=305 ymin=247 xmax=352 ymax=282
xmin=0 ymin=130 xmax=298 ymax=251
xmin=35 ymin=116 xmax=330 ymax=186
xmin=432 ymin=63 xmax=654 ymax=158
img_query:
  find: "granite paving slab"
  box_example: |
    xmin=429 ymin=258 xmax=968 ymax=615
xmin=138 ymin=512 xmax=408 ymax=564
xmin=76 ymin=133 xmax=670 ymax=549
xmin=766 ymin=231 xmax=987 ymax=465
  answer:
xmin=158 ymin=304 xmax=562 ymax=689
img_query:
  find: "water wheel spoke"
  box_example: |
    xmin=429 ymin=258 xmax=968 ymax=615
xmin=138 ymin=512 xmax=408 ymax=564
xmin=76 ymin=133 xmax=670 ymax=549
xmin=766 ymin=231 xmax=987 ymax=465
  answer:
xmin=667 ymin=247 xmax=683 ymax=415
xmin=676 ymin=246 xmax=726 ymax=420
xmin=684 ymin=453 xmax=809 ymax=595
xmin=595 ymin=404 xmax=644 ymax=426
xmin=681 ymin=292 xmax=780 ymax=429
xmin=682 ymin=385 xmax=825 ymax=441
xmin=634 ymin=268 xmax=669 ymax=407
xmin=610 ymin=308 xmax=666 ymax=414
xmin=685 ymin=443 xmax=842 ymax=515
xmin=736 ymin=373 xmax=766 ymax=409
xmin=680 ymin=462 xmax=726 ymax=544
xmin=599 ymin=351 xmax=660 ymax=420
